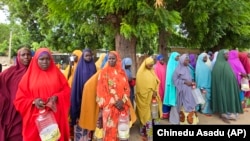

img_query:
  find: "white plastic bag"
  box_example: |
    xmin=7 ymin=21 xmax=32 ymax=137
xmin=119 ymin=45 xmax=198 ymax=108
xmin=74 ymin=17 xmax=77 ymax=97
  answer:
xmin=191 ymin=88 xmax=205 ymax=105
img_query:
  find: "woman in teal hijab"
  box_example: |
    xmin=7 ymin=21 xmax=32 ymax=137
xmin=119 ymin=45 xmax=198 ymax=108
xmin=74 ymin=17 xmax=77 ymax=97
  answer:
xmin=163 ymin=52 xmax=180 ymax=123
xmin=195 ymin=53 xmax=212 ymax=115
xmin=211 ymin=49 xmax=243 ymax=123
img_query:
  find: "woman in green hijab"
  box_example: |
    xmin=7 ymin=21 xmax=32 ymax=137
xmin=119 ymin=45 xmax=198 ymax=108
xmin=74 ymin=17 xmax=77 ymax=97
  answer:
xmin=211 ymin=49 xmax=243 ymax=123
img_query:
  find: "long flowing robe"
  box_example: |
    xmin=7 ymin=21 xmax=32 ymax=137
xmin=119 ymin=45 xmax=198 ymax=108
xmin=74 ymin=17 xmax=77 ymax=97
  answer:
xmin=238 ymin=52 xmax=250 ymax=98
xmin=0 ymin=49 xmax=31 ymax=141
xmin=79 ymin=70 xmax=136 ymax=131
xmin=228 ymin=50 xmax=246 ymax=85
xmin=211 ymin=50 xmax=243 ymax=114
xmin=195 ymin=53 xmax=212 ymax=114
xmin=173 ymin=54 xmax=197 ymax=113
xmin=70 ymin=49 xmax=97 ymax=126
xmin=163 ymin=52 xmax=180 ymax=106
xmin=96 ymin=51 xmax=130 ymax=141
xmin=14 ymin=48 xmax=70 ymax=141
xmin=135 ymin=57 xmax=162 ymax=125
xmin=154 ymin=57 xmax=166 ymax=101
xmin=63 ymin=50 xmax=82 ymax=88
xmin=122 ymin=57 xmax=135 ymax=106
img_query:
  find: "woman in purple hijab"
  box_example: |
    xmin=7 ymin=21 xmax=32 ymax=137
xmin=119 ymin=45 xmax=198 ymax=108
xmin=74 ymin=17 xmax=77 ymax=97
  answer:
xmin=173 ymin=54 xmax=199 ymax=125
xmin=70 ymin=48 xmax=97 ymax=141
xmin=0 ymin=47 xmax=32 ymax=141
xmin=228 ymin=50 xmax=247 ymax=109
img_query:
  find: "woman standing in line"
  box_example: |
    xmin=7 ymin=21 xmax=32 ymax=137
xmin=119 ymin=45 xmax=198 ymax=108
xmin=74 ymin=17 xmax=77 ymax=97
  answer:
xmin=96 ymin=51 xmax=131 ymax=141
xmin=154 ymin=54 xmax=168 ymax=119
xmin=122 ymin=57 xmax=135 ymax=107
xmin=211 ymin=49 xmax=243 ymax=123
xmin=163 ymin=52 xmax=180 ymax=124
xmin=195 ymin=53 xmax=213 ymax=116
xmin=173 ymin=54 xmax=199 ymax=125
xmin=70 ymin=48 xmax=97 ymax=141
xmin=63 ymin=50 xmax=82 ymax=88
xmin=136 ymin=56 xmax=162 ymax=139
xmin=14 ymin=47 xmax=71 ymax=141
xmin=0 ymin=46 xmax=32 ymax=141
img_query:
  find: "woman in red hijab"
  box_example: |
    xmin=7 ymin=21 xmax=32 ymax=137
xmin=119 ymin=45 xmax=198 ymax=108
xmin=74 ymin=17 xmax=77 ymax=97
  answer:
xmin=0 ymin=47 xmax=32 ymax=141
xmin=238 ymin=52 xmax=250 ymax=107
xmin=14 ymin=47 xmax=70 ymax=141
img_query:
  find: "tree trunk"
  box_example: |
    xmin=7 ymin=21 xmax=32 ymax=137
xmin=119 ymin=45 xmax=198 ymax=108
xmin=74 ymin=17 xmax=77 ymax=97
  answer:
xmin=158 ymin=29 xmax=169 ymax=61
xmin=115 ymin=33 xmax=137 ymax=77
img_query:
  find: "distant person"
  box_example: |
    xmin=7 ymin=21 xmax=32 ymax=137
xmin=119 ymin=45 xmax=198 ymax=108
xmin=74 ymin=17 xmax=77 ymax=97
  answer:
xmin=0 ymin=47 xmax=32 ymax=141
xmin=122 ymin=57 xmax=135 ymax=106
xmin=14 ymin=47 xmax=71 ymax=141
xmin=154 ymin=54 xmax=168 ymax=118
xmin=63 ymin=50 xmax=82 ymax=88
xmin=95 ymin=53 xmax=106 ymax=71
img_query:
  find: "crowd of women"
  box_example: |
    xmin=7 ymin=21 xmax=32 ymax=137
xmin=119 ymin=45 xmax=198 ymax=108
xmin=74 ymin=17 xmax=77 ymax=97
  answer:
xmin=0 ymin=46 xmax=250 ymax=141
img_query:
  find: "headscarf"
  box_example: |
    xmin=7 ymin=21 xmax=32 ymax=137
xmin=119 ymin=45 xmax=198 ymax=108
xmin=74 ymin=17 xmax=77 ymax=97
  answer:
xmin=211 ymin=49 xmax=242 ymax=113
xmin=156 ymin=54 xmax=164 ymax=61
xmin=173 ymin=54 xmax=196 ymax=112
xmin=96 ymin=51 xmax=130 ymax=140
xmin=228 ymin=50 xmax=246 ymax=85
xmin=14 ymin=48 xmax=71 ymax=141
xmin=136 ymin=57 xmax=162 ymax=125
xmin=163 ymin=52 xmax=180 ymax=106
xmin=63 ymin=50 xmax=82 ymax=87
xmin=238 ymin=52 xmax=250 ymax=97
xmin=195 ymin=53 xmax=211 ymax=89
xmin=189 ymin=53 xmax=197 ymax=69
xmin=95 ymin=53 xmax=106 ymax=71
xmin=0 ymin=47 xmax=31 ymax=140
xmin=238 ymin=52 xmax=250 ymax=73
xmin=97 ymin=51 xmax=127 ymax=104
xmin=154 ymin=54 xmax=166 ymax=100
xmin=70 ymin=48 xmax=97 ymax=126
xmin=122 ymin=57 xmax=133 ymax=79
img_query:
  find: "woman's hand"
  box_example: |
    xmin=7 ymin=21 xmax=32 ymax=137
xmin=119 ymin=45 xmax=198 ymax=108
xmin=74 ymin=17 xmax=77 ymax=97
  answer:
xmin=184 ymin=81 xmax=193 ymax=87
xmin=33 ymin=98 xmax=45 ymax=109
xmin=114 ymin=99 xmax=124 ymax=111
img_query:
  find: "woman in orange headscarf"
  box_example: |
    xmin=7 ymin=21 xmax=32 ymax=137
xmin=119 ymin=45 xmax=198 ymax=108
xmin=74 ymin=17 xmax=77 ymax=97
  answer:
xmin=63 ymin=50 xmax=82 ymax=88
xmin=96 ymin=51 xmax=131 ymax=141
xmin=14 ymin=47 xmax=70 ymax=141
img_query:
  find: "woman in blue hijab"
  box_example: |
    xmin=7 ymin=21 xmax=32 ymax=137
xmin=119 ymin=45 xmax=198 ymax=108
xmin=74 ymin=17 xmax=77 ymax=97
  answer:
xmin=195 ymin=53 xmax=213 ymax=116
xmin=122 ymin=57 xmax=135 ymax=106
